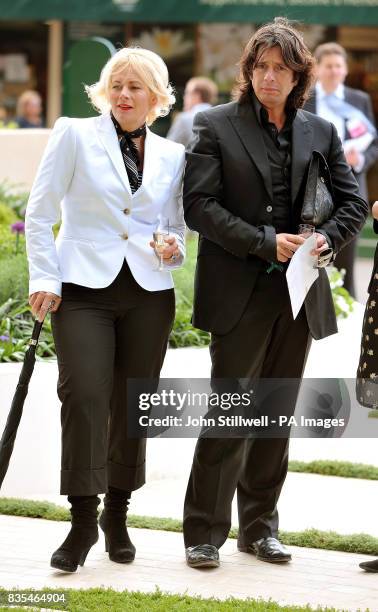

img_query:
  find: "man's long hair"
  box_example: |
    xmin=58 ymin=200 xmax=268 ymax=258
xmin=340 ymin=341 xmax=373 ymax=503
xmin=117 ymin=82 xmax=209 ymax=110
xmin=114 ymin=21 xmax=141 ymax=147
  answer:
xmin=233 ymin=17 xmax=315 ymax=110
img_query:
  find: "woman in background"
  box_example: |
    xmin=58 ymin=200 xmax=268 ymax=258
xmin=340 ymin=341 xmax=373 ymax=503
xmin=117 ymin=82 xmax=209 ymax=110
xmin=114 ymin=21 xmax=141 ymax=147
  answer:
xmin=357 ymin=200 xmax=378 ymax=572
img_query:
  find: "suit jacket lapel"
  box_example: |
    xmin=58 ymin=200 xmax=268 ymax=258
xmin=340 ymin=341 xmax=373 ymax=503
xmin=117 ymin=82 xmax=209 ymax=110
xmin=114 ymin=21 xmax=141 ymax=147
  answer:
xmin=229 ymin=105 xmax=273 ymax=202
xmin=96 ymin=113 xmax=132 ymax=195
xmin=291 ymin=110 xmax=313 ymax=205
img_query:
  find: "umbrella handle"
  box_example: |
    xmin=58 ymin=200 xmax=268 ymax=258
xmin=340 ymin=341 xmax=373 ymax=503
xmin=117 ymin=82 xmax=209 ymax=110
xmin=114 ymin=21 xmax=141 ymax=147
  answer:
xmin=28 ymin=320 xmax=44 ymax=347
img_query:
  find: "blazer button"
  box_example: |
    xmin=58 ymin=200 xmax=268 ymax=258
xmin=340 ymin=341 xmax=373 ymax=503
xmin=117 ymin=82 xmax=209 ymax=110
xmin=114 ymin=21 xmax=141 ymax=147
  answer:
xmin=123 ymin=208 xmax=130 ymax=215
xmin=266 ymin=205 xmax=273 ymax=213
xmin=121 ymin=232 xmax=128 ymax=240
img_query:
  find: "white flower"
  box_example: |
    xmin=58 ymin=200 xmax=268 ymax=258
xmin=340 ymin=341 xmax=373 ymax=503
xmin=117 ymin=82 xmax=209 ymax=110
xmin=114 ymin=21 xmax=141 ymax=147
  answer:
xmin=131 ymin=28 xmax=193 ymax=60
xmin=198 ymin=23 xmax=255 ymax=87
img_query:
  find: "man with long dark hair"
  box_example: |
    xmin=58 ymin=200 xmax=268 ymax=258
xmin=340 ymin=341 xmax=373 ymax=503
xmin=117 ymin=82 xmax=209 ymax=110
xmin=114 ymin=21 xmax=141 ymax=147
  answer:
xmin=183 ymin=18 xmax=368 ymax=569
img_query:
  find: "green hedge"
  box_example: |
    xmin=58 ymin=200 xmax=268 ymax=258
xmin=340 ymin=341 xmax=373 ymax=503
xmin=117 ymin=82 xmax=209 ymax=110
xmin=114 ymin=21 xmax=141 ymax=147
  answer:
xmin=0 ymin=224 xmax=26 ymax=259
xmin=0 ymin=255 xmax=28 ymax=304
xmin=0 ymin=201 xmax=17 ymax=226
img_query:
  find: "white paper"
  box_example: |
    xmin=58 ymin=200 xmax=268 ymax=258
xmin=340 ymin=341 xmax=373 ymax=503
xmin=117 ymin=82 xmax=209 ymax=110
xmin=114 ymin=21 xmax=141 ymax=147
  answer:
xmin=286 ymin=235 xmax=319 ymax=320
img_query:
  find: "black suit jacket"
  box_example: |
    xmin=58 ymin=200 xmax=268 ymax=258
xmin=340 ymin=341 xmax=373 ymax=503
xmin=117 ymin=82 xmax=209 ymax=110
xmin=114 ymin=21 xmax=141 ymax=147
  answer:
xmin=304 ymin=86 xmax=378 ymax=201
xmin=183 ymin=99 xmax=368 ymax=339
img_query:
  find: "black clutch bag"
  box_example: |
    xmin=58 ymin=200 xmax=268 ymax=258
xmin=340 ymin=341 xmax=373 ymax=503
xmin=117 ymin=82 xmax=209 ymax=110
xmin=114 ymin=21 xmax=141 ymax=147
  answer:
xmin=301 ymin=150 xmax=334 ymax=226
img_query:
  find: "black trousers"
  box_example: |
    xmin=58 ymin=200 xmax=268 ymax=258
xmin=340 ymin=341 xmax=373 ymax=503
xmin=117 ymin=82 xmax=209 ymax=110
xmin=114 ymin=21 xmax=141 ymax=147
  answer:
xmin=183 ymin=269 xmax=311 ymax=549
xmin=51 ymin=260 xmax=175 ymax=495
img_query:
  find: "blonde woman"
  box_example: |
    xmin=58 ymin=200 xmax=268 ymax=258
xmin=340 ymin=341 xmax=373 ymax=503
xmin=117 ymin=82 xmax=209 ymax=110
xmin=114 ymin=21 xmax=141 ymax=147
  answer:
xmin=25 ymin=48 xmax=185 ymax=572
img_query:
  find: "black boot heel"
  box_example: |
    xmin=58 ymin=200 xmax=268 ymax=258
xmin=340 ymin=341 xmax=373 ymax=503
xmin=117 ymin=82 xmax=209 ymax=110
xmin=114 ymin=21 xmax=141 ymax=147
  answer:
xmin=51 ymin=530 xmax=98 ymax=572
xmin=100 ymin=487 xmax=136 ymax=564
xmin=78 ymin=547 xmax=91 ymax=566
xmin=50 ymin=495 xmax=100 ymax=573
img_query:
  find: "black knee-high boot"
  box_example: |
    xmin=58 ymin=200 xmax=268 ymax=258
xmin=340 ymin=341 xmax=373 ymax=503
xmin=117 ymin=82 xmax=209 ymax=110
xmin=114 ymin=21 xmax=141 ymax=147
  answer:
xmin=99 ymin=486 xmax=135 ymax=563
xmin=50 ymin=495 xmax=100 ymax=572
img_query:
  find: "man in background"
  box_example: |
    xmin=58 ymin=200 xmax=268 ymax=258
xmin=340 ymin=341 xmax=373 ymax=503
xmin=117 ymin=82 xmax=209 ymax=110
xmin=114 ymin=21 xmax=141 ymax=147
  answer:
xmin=167 ymin=76 xmax=218 ymax=148
xmin=305 ymin=42 xmax=378 ymax=298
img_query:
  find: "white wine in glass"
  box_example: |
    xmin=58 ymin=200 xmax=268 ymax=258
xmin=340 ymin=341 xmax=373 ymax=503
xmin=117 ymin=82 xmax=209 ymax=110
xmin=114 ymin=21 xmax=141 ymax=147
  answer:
xmin=153 ymin=217 xmax=170 ymax=271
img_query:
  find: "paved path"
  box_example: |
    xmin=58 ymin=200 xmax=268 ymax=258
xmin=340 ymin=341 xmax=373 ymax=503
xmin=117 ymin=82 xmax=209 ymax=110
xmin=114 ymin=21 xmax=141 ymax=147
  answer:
xmin=0 ymin=515 xmax=377 ymax=612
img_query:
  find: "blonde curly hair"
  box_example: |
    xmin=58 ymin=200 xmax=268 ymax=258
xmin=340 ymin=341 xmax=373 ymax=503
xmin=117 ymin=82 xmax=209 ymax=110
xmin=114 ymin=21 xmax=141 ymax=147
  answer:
xmin=85 ymin=47 xmax=175 ymax=125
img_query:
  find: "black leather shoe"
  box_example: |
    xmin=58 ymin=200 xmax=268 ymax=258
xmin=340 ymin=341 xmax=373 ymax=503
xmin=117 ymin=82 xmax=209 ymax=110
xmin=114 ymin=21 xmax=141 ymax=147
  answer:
xmin=186 ymin=544 xmax=220 ymax=568
xmin=359 ymin=559 xmax=378 ymax=572
xmin=238 ymin=537 xmax=291 ymax=563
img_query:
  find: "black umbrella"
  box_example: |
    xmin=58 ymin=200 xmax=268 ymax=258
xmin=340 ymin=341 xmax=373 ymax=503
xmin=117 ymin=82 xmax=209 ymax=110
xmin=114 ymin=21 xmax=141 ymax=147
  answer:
xmin=0 ymin=318 xmax=44 ymax=489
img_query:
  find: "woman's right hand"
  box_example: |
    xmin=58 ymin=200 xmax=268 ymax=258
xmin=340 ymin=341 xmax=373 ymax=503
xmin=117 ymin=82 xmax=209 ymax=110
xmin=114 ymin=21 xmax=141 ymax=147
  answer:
xmin=29 ymin=291 xmax=62 ymax=322
xmin=372 ymin=201 xmax=378 ymax=221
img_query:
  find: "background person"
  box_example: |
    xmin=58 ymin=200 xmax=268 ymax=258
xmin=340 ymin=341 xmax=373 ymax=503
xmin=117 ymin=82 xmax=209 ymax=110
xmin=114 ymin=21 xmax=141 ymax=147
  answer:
xmin=356 ymin=200 xmax=378 ymax=413
xmin=305 ymin=43 xmax=378 ymax=298
xmin=25 ymin=47 xmax=185 ymax=573
xmin=15 ymin=90 xmax=44 ymax=128
xmin=167 ymin=76 xmax=218 ymax=148
xmin=357 ymin=200 xmax=378 ymax=574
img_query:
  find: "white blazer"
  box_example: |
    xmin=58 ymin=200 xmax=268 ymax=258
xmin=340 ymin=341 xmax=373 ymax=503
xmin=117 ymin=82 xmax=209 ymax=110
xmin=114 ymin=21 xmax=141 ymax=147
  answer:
xmin=25 ymin=113 xmax=186 ymax=297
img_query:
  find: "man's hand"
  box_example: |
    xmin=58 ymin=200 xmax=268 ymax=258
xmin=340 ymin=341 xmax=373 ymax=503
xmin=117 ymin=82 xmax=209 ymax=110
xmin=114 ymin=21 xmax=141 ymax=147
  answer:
xmin=372 ymin=200 xmax=378 ymax=221
xmin=29 ymin=291 xmax=61 ymax=322
xmin=276 ymin=233 xmax=305 ymax=262
xmin=310 ymin=233 xmax=334 ymax=268
xmin=310 ymin=232 xmax=328 ymax=257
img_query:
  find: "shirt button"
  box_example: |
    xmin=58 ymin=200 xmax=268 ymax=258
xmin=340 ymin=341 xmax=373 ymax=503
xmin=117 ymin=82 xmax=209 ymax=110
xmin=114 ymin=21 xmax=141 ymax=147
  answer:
xmin=123 ymin=208 xmax=130 ymax=215
xmin=266 ymin=205 xmax=273 ymax=213
xmin=121 ymin=232 xmax=128 ymax=240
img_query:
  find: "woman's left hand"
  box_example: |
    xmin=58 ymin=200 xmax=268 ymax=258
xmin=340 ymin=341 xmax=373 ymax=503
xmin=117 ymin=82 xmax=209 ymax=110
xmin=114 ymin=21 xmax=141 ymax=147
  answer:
xmin=372 ymin=201 xmax=378 ymax=221
xmin=150 ymin=235 xmax=180 ymax=261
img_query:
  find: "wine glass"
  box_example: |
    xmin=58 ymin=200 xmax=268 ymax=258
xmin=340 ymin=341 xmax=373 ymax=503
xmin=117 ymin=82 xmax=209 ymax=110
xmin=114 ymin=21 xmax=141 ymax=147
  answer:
xmin=153 ymin=216 xmax=170 ymax=271
xmin=298 ymin=223 xmax=315 ymax=238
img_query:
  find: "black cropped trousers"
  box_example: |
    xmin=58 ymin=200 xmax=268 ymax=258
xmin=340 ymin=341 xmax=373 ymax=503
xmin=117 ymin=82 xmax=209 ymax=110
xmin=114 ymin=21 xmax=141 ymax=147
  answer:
xmin=51 ymin=260 xmax=175 ymax=496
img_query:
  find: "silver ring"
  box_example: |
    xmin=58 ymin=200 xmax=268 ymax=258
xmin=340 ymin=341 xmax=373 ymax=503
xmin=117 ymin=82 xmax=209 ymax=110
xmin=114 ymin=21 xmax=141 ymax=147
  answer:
xmin=47 ymin=299 xmax=56 ymax=311
xmin=171 ymin=254 xmax=177 ymax=261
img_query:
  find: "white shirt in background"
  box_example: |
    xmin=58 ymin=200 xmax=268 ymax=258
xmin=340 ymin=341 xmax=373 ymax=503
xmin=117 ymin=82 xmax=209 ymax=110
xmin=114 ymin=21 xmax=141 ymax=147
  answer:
xmin=315 ymin=82 xmax=346 ymax=142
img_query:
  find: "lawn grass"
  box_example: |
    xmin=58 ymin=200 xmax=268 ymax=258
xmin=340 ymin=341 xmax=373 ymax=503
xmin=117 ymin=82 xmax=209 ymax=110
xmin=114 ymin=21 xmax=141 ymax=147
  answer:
xmin=0 ymin=587 xmax=349 ymax=612
xmin=288 ymin=459 xmax=378 ymax=480
xmin=1 ymin=497 xmax=377 ymax=556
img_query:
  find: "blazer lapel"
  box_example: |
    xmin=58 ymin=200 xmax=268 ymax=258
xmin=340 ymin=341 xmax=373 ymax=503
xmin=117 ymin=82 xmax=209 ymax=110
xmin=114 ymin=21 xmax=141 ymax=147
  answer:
xmin=229 ymin=105 xmax=273 ymax=202
xmin=96 ymin=113 xmax=132 ymax=195
xmin=291 ymin=110 xmax=313 ymax=205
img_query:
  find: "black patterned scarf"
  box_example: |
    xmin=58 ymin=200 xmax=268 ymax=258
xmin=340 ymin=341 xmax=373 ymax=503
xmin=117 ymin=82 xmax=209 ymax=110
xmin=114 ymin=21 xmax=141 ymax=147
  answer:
xmin=111 ymin=111 xmax=146 ymax=193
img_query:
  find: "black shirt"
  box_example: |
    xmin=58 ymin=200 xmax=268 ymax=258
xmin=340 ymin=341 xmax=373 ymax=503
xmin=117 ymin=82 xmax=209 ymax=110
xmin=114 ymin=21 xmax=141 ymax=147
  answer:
xmin=252 ymin=93 xmax=296 ymax=234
